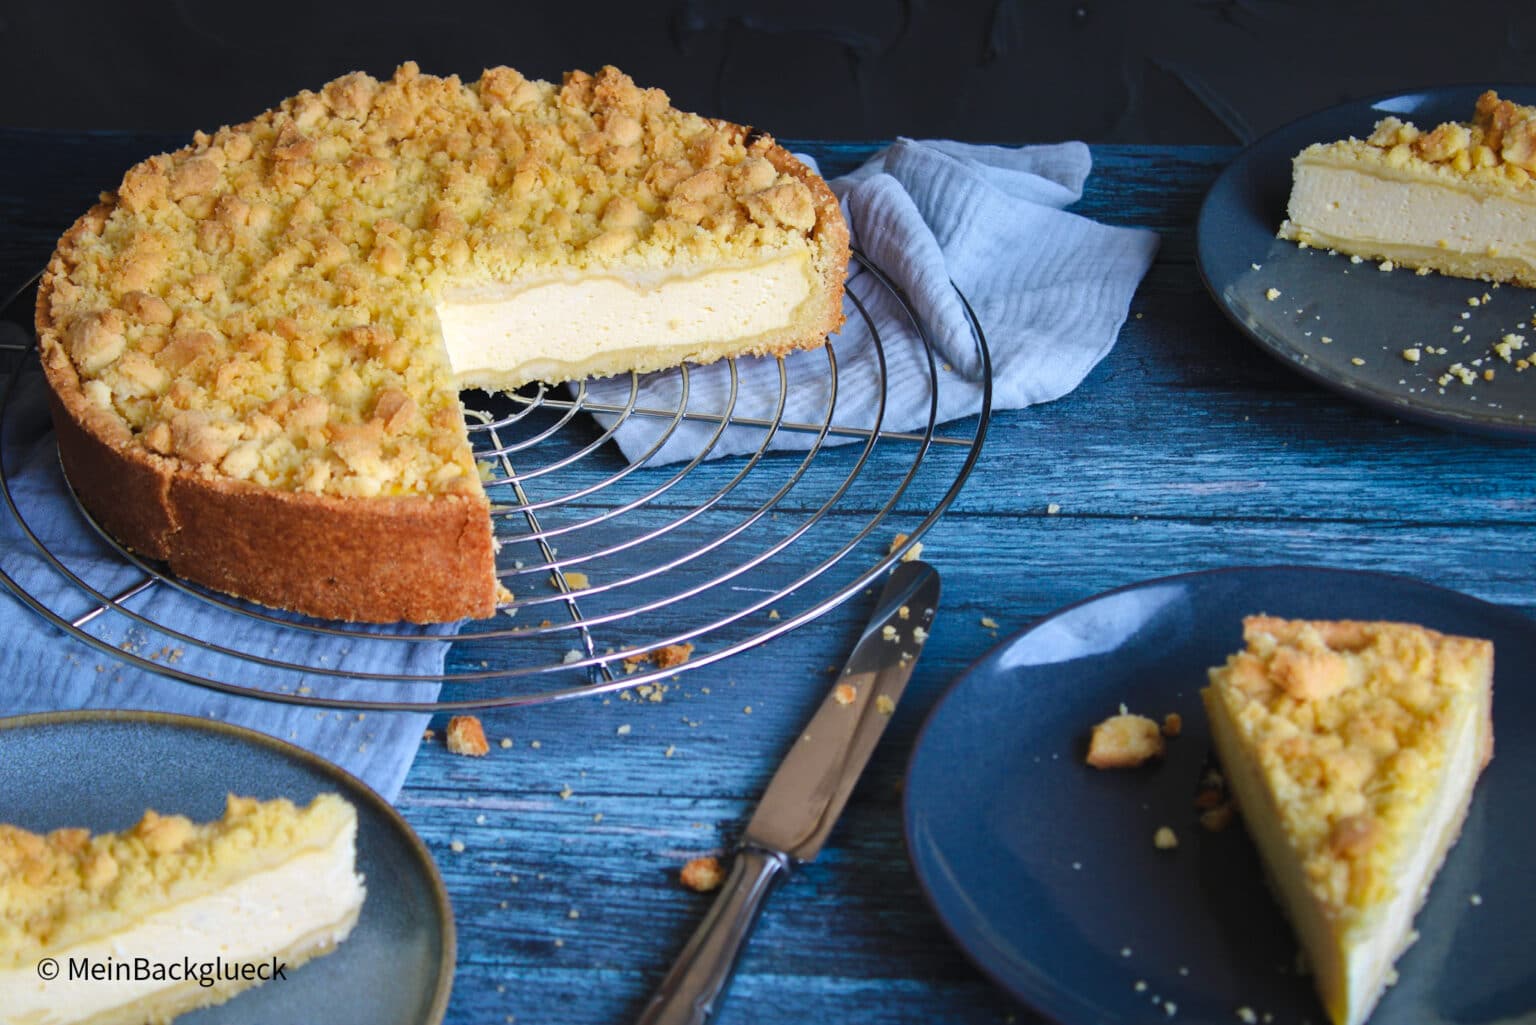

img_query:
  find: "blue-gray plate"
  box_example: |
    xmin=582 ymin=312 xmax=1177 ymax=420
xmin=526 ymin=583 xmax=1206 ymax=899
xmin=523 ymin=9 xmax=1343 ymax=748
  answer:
xmin=904 ymin=567 xmax=1535 ymax=1025
xmin=1197 ymin=86 xmax=1536 ymax=438
xmin=0 ymin=710 xmax=453 ymax=1025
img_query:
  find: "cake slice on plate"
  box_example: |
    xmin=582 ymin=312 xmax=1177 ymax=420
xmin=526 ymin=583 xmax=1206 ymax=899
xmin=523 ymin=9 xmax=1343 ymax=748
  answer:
xmin=1202 ymin=616 xmax=1494 ymax=1025
xmin=1279 ymin=90 xmax=1536 ymax=286
xmin=0 ymin=793 xmax=365 ymax=1025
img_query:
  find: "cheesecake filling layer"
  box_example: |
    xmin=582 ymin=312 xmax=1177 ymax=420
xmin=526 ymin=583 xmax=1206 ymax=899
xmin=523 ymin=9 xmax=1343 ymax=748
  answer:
xmin=0 ymin=825 xmax=364 ymax=1025
xmin=1282 ymin=162 xmax=1536 ymax=270
xmin=437 ymin=253 xmax=815 ymax=388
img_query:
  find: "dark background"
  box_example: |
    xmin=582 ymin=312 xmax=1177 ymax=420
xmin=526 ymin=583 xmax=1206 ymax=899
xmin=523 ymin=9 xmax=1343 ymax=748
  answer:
xmin=1 ymin=1 xmax=1533 ymax=144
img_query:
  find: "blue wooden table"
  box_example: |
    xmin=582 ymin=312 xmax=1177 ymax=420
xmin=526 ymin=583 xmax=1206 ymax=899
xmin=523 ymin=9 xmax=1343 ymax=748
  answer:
xmin=3 ymin=132 xmax=1533 ymax=1025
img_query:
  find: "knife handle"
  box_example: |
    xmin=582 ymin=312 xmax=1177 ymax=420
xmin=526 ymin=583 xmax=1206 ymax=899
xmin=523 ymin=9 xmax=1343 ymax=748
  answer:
xmin=634 ymin=846 xmax=792 ymax=1025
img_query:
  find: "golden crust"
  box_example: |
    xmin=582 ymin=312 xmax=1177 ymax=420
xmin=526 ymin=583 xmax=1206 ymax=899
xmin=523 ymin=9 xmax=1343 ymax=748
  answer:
xmin=36 ymin=64 xmax=847 ymax=623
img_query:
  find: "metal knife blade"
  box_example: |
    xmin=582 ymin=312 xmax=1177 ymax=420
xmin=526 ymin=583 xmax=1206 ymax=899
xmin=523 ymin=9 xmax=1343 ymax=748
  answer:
xmin=743 ymin=559 xmax=941 ymax=861
xmin=635 ymin=560 xmax=941 ymax=1025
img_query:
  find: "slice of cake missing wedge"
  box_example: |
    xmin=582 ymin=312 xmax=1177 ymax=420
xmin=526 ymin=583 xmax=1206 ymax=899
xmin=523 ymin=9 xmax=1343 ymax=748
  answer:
xmin=1202 ymin=616 xmax=1494 ymax=1025
xmin=0 ymin=793 xmax=365 ymax=1025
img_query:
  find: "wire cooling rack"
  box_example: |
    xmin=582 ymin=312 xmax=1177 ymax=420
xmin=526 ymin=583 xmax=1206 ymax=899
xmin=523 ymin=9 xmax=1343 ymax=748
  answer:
xmin=0 ymin=252 xmax=989 ymax=711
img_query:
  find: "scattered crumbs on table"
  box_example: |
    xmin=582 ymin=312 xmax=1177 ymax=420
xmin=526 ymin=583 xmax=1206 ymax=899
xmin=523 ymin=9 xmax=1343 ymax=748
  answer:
xmin=1470 ymin=893 xmax=1483 ymax=906
xmin=913 ymin=625 xmax=929 ymax=643
xmin=1320 ymin=335 xmax=1333 ymax=344
xmin=834 ymin=683 xmax=858 ymax=706
xmin=1402 ymin=347 xmax=1421 ymax=363
xmin=1467 ymin=295 xmax=1481 ymax=307
xmin=665 ymin=745 xmax=676 ymax=758
xmin=568 ymin=908 xmax=580 ymax=919
xmin=1250 ymin=262 xmax=1261 ymax=271
xmin=1153 ymin=826 xmax=1179 ymax=850
xmin=680 ymin=855 xmax=725 ymax=892
xmin=500 ymin=737 xmax=513 ymax=749
xmin=297 ymin=685 xmax=311 ymax=696
xmin=499 ymin=902 xmax=508 ymax=910
xmin=450 ymin=840 xmax=466 ymax=854
xmin=476 ymin=814 xmax=487 ymax=825
xmin=980 ymin=616 xmax=999 ymax=630
xmin=1134 ymin=980 xmax=1147 ymax=993
xmin=1164 ymin=1002 xmax=1177 ymax=1018
xmin=559 ymin=784 xmax=574 ymax=800
xmin=1072 ymin=861 xmax=1082 ymax=871
xmin=616 ymin=723 xmax=631 ymax=735
xmin=1179 ymin=966 xmax=1189 ymax=976
xmin=554 ymin=939 xmax=564 ymax=948
xmin=531 ymin=740 xmax=541 ymax=749
xmin=876 ymin=695 xmax=896 ymax=715
xmin=1121 ymin=947 xmax=1133 ymax=958
xmin=1161 ymin=713 xmax=1182 ymax=737
xmin=889 ymin=533 xmax=923 ymax=562
xmin=881 ymin=624 xmax=899 ymax=641
xmin=564 ymin=571 xmax=590 ymax=590
xmin=898 ymin=604 xmax=910 ymax=620
xmin=1461 ymin=310 xmax=1471 ymax=320
xmin=1350 ymin=357 xmax=1366 ymax=366
xmin=768 ymin=608 xmax=780 ymax=620
xmin=1046 ymin=502 xmax=1061 ymax=514
xmin=1264 ymin=288 xmax=1280 ymax=301
xmin=1349 ymin=254 xmax=1363 ymax=264
xmin=1237 ymin=1008 xmax=1258 ymax=1024
xmin=1378 ymin=259 xmax=1395 ymax=271
xmin=743 ymin=706 xmax=753 ymax=715
xmin=422 ymin=728 xmax=436 ymax=742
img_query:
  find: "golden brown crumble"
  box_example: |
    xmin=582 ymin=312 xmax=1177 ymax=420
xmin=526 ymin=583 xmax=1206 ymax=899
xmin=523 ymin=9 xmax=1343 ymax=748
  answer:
xmin=1349 ymin=90 xmax=1536 ymax=186
xmin=1204 ymin=616 xmax=1493 ymax=911
xmin=1086 ymin=713 xmax=1165 ymax=769
xmin=446 ymin=715 xmax=490 ymax=757
xmin=679 ymin=855 xmax=725 ymax=892
xmin=44 ymin=64 xmax=837 ymax=502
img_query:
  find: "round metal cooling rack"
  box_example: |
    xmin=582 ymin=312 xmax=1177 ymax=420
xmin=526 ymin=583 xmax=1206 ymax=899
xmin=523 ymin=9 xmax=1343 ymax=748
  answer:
xmin=0 ymin=251 xmax=990 ymax=711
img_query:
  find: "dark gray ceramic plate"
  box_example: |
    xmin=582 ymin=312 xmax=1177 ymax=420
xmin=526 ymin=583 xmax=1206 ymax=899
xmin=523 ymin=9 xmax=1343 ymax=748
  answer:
xmin=0 ymin=710 xmax=453 ymax=1025
xmin=904 ymin=567 xmax=1535 ymax=1025
xmin=1197 ymin=86 xmax=1536 ymax=438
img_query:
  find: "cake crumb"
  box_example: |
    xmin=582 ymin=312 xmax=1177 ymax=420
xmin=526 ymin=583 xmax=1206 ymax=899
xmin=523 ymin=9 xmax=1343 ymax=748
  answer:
xmin=1402 ymin=347 xmax=1422 ymax=363
xmin=1161 ymin=713 xmax=1182 ymax=737
xmin=422 ymin=728 xmax=436 ymax=742
xmin=1469 ymin=893 xmax=1483 ymax=906
xmin=559 ymin=784 xmax=574 ymax=800
xmin=833 ymin=683 xmax=858 ymax=705
xmin=1153 ymin=826 xmax=1179 ymax=850
xmin=1237 ymin=1008 xmax=1258 ymax=1024
xmin=1086 ymin=713 xmax=1165 ymax=768
xmin=564 ymin=571 xmax=590 ymax=590
xmin=876 ymin=695 xmax=896 ymax=715
xmin=499 ymin=737 xmax=513 ymax=749
xmin=624 ymin=642 xmax=695 ymax=672
xmin=680 ymin=855 xmax=725 ymax=892
xmin=980 ymin=616 xmax=999 ymax=630
xmin=446 ymin=716 xmax=490 ymax=757
xmin=1046 ymin=502 xmax=1061 ymax=515
xmin=1265 ymin=288 xmax=1281 ymax=301
xmin=889 ymin=533 xmax=924 ymax=562
xmin=450 ymin=840 xmax=466 ymax=854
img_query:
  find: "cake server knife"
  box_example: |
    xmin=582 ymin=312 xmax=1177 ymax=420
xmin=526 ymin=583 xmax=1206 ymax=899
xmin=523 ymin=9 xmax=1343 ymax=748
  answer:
xmin=635 ymin=560 xmax=941 ymax=1025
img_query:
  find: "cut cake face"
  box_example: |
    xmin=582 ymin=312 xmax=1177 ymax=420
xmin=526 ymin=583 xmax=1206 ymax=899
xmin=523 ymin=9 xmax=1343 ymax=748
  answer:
xmin=1202 ymin=616 xmax=1494 ymax=1025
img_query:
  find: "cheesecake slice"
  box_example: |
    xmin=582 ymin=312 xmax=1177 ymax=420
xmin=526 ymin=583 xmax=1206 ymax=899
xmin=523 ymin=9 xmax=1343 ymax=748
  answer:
xmin=1202 ymin=617 xmax=1494 ymax=1025
xmin=0 ymin=794 xmax=365 ymax=1025
xmin=1279 ymin=91 xmax=1536 ymax=286
xmin=37 ymin=63 xmax=849 ymax=622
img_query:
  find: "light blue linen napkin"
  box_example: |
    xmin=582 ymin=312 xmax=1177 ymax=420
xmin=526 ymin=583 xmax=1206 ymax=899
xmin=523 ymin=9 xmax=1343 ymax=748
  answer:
xmin=0 ymin=329 xmax=442 ymax=801
xmin=582 ymin=138 xmax=1160 ymax=463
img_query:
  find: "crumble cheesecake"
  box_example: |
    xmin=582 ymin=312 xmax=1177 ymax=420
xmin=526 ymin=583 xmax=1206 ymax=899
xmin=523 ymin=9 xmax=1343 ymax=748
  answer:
xmin=1279 ymin=91 xmax=1536 ymax=287
xmin=37 ymin=63 xmax=849 ymax=622
xmin=1202 ymin=617 xmax=1494 ymax=1025
xmin=0 ymin=793 xmax=365 ymax=1025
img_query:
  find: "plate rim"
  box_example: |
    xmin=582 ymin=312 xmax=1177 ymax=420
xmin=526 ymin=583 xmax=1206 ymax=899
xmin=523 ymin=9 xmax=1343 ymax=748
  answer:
xmin=1195 ymin=83 xmax=1536 ymax=440
xmin=0 ymin=707 xmax=455 ymax=1025
xmin=901 ymin=563 xmax=1532 ymax=1021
